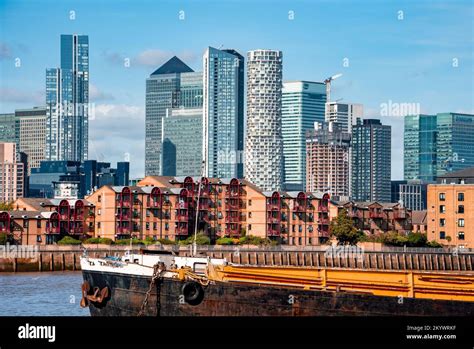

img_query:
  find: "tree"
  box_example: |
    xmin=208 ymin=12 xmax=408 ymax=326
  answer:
xmin=330 ymin=210 xmax=364 ymax=245
xmin=0 ymin=202 xmax=14 ymax=211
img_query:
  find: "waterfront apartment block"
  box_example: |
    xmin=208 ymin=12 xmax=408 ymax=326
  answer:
xmin=84 ymin=176 xmax=330 ymax=246
xmin=203 ymin=47 xmax=244 ymax=179
xmin=427 ymin=167 xmax=474 ymax=247
xmin=404 ymin=113 xmax=474 ymax=182
xmin=332 ymin=200 xmax=413 ymax=234
xmin=5 ymin=198 xmax=95 ymax=244
xmin=282 ymin=81 xmax=326 ymax=190
xmin=245 ymin=49 xmax=284 ymax=191
xmin=325 ymin=101 xmax=363 ymax=134
xmin=0 ymin=143 xmax=25 ymax=202
xmin=306 ymin=122 xmax=351 ymax=199
xmin=351 ymin=118 xmax=391 ymax=202
xmin=46 ymin=34 xmax=89 ymax=162
xmin=145 ymin=56 xmax=203 ymax=176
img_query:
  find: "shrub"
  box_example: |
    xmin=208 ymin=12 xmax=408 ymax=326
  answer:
xmin=427 ymin=240 xmax=443 ymax=248
xmin=83 ymin=237 xmax=113 ymax=245
xmin=157 ymin=238 xmax=175 ymax=245
xmin=406 ymin=232 xmax=427 ymax=247
xmin=114 ymin=238 xmax=145 ymax=245
xmin=238 ymin=235 xmax=270 ymax=245
xmin=0 ymin=232 xmax=7 ymax=245
xmin=178 ymin=233 xmax=211 ymax=245
xmin=57 ymin=236 xmax=82 ymax=245
xmin=216 ymin=237 xmax=234 ymax=245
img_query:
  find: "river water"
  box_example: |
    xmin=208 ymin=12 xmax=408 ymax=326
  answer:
xmin=0 ymin=272 xmax=89 ymax=316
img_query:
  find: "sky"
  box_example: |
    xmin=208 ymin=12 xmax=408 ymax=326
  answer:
xmin=0 ymin=0 xmax=473 ymax=179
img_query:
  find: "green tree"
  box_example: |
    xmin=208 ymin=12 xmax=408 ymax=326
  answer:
xmin=330 ymin=210 xmax=364 ymax=245
xmin=0 ymin=202 xmax=14 ymax=211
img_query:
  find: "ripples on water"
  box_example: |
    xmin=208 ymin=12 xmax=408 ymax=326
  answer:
xmin=0 ymin=272 xmax=90 ymax=316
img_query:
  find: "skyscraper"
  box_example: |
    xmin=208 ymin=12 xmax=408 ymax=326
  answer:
xmin=325 ymin=102 xmax=363 ymax=133
xmin=203 ymin=47 xmax=244 ymax=179
xmin=306 ymin=122 xmax=351 ymax=198
xmin=282 ymin=81 xmax=326 ymax=190
xmin=351 ymin=118 xmax=391 ymax=202
xmin=15 ymin=107 xmax=47 ymax=174
xmin=404 ymin=113 xmax=474 ymax=181
xmin=145 ymin=56 xmax=202 ymax=176
xmin=0 ymin=113 xmax=17 ymax=144
xmin=46 ymin=34 xmax=89 ymax=162
xmin=0 ymin=142 xmax=25 ymax=202
xmin=245 ymin=49 xmax=283 ymax=191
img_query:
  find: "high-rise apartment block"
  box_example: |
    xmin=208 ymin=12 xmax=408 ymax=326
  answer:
xmin=46 ymin=34 xmax=89 ymax=162
xmin=203 ymin=47 xmax=244 ymax=179
xmin=404 ymin=113 xmax=474 ymax=182
xmin=245 ymin=49 xmax=283 ymax=191
xmin=145 ymin=57 xmax=203 ymax=176
xmin=325 ymin=101 xmax=363 ymax=133
xmin=351 ymin=118 xmax=391 ymax=202
xmin=306 ymin=122 xmax=351 ymax=199
xmin=282 ymin=81 xmax=326 ymax=190
xmin=0 ymin=143 xmax=25 ymax=202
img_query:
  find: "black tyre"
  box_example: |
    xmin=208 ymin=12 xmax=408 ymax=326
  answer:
xmin=181 ymin=282 xmax=204 ymax=306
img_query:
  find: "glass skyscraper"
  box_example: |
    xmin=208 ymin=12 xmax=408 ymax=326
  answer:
xmin=351 ymin=118 xmax=391 ymax=202
xmin=404 ymin=113 xmax=474 ymax=181
xmin=46 ymin=34 xmax=89 ymax=162
xmin=203 ymin=47 xmax=244 ymax=179
xmin=282 ymin=81 xmax=326 ymax=190
xmin=145 ymin=56 xmax=202 ymax=176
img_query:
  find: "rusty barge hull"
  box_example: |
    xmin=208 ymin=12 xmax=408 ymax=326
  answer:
xmin=82 ymin=270 xmax=474 ymax=316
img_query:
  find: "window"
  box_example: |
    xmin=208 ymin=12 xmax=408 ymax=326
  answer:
xmin=98 ymin=209 xmax=101 ymax=215
xmin=439 ymin=193 xmax=445 ymax=201
xmin=248 ymin=224 xmax=252 ymax=231
xmin=98 ymin=195 xmax=101 ymax=203
xmin=458 ymin=219 xmax=465 ymax=227
xmin=440 ymin=231 xmax=446 ymax=239
xmin=98 ymin=222 xmax=101 ymax=228
xmin=23 ymin=220 xmax=28 ymax=228
xmin=248 ymin=200 xmax=252 ymax=206
xmin=36 ymin=220 xmax=41 ymax=228
xmin=458 ymin=193 xmax=464 ymax=202
xmin=458 ymin=232 xmax=465 ymax=240
xmin=439 ymin=205 xmax=445 ymax=213
xmin=248 ymin=212 xmax=252 ymax=218
xmin=439 ymin=218 xmax=445 ymax=227
xmin=36 ymin=235 xmax=42 ymax=243
xmin=146 ymin=222 xmax=150 ymax=230
xmin=165 ymin=223 xmax=169 ymax=231
xmin=153 ymin=222 xmax=157 ymax=230
xmin=458 ymin=205 xmax=464 ymax=214
xmin=298 ymin=225 xmax=302 ymax=233
xmin=308 ymin=238 xmax=312 ymax=244
xmin=298 ymin=237 xmax=302 ymax=245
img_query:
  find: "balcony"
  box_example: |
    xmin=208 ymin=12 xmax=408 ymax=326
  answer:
xmin=121 ymin=200 xmax=131 ymax=208
xmin=318 ymin=218 xmax=330 ymax=225
xmin=225 ymin=227 xmax=240 ymax=236
xmin=318 ymin=205 xmax=329 ymax=213
xmin=227 ymin=200 xmax=240 ymax=209
xmin=175 ymin=226 xmax=188 ymax=235
xmin=369 ymin=210 xmax=384 ymax=219
xmin=70 ymin=227 xmax=84 ymax=235
xmin=118 ymin=213 xmax=131 ymax=220
xmin=347 ymin=210 xmax=358 ymax=218
xmin=318 ymin=228 xmax=330 ymax=238
xmin=267 ymin=202 xmax=280 ymax=210
xmin=267 ymin=216 xmax=280 ymax=224
xmin=177 ymin=214 xmax=189 ymax=222
xmin=267 ymin=228 xmax=281 ymax=237
xmin=59 ymin=213 xmax=69 ymax=220
xmin=225 ymin=215 xmax=240 ymax=223
xmin=393 ymin=209 xmax=407 ymax=220
xmin=226 ymin=190 xmax=240 ymax=198
xmin=294 ymin=204 xmax=306 ymax=212
xmin=148 ymin=201 xmax=161 ymax=208
xmin=45 ymin=226 xmax=59 ymax=234
xmin=116 ymin=227 xmax=131 ymax=234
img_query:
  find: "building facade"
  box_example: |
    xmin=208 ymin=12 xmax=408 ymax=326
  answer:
xmin=333 ymin=201 xmax=412 ymax=234
xmin=203 ymin=47 xmax=244 ymax=179
xmin=46 ymin=34 xmax=89 ymax=162
xmin=351 ymin=118 xmax=391 ymax=202
xmin=85 ymin=176 xmax=330 ymax=246
xmin=0 ymin=143 xmax=25 ymax=202
xmin=325 ymin=102 xmax=363 ymax=134
xmin=427 ymin=167 xmax=474 ymax=247
xmin=282 ymin=81 xmax=326 ymax=190
xmin=306 ymin=122 xmax=351 ymax=199
xmin=162 ymin=108 xmax=203 ymax=177
xmin=145 ymin=56 xmax=202 ymax=176
xmin=245 ymin=49 xmax=284 ymax=191
xmin=404 ymin=113 xmax=474 ymax=182
xmin=0 ymin=113 xmax=17 ymax=144
xmin=15 ymin=107 xmax=47 ymax=174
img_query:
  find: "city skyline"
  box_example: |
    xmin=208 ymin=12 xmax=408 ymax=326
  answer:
xmin=0 ymin=0 xmax=473 ymax=179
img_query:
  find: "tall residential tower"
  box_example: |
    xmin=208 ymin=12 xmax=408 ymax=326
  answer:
xmin=46 ymin=34 xmax=89 ymax=162
xmin=245 ymin=49 xmax=283 ymax=191
xmin=203 ymin=47 xmax=244 ymax=179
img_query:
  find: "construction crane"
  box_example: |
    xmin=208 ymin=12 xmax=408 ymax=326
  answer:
xmin=324 ymin=73 xmax=342 ymax=103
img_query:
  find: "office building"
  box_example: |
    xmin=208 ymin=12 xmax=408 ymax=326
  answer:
xmin=46 ymin=34 xmax=89 ymax=162
xmin=145 ymin=56 xmax=202 ymax=176
xmin=351 ymin=118 xmax=391 ymax=202
xmin=282 ymin=81 xmax=326 ymax=190
xmin=245 ymin=49 xmax=283 ymax=191
xmin=0 ymin=113 xmax=17 ymax=144
xmin=306 ymin=122 xmax=351 ymax=199
xmin=325 ymin=102 xmax=363 ymax=133
xmin=162 ymin=108 xmax=203 ymax=177
xmin=203 ymin=47 xmax=244 ymax=178
xmin=404 ymin=113 xmax=474 ymax=182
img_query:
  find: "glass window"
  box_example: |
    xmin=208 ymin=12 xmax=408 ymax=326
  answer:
xmin=439 ymin=205 xmax=445 ymax=213
xmin=458 ymin=232 xmax=465 ymax=240
xmin=458 ymin=193 xmax=464 ymax=201
xmin=439 ymin=218 xmax=445 ymax=227
xmin=458 ymin=219 xmax=465 ymax=227
xmin=439 ymin=231 xmax=446 ymax=239
xmin=439 ymin=193 xmax=445 ymax=201
xmin=458 ymin=205 xmax=464 ymax=214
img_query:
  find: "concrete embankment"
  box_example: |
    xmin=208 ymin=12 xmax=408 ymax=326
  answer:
xmin=0 ymin=244 xmax=473 ymax=272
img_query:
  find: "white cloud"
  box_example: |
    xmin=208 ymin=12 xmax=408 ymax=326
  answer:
xmin=103 ymin=49 xmax=199 ymax=69
xmin=0 ymin=87 xmax=44 ymax=104
xmin=89 ymin=83 xmax=114 ymax=102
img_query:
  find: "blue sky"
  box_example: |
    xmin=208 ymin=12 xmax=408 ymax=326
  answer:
xmin=0 ymin=0 xmax=473 ymax=179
